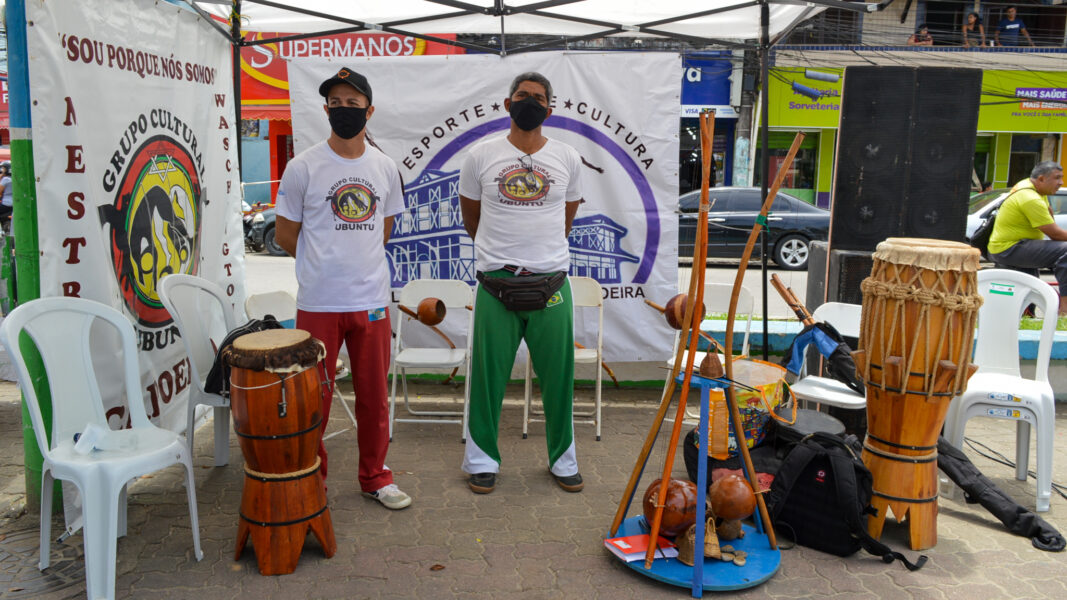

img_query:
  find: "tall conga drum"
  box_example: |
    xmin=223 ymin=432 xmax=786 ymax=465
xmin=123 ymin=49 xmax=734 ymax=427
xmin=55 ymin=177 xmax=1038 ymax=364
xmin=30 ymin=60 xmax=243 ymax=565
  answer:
xmin=224 ymin=329 xmax=337 ymax=575
xmin=854 ymin=238 xmax=982 ymax=550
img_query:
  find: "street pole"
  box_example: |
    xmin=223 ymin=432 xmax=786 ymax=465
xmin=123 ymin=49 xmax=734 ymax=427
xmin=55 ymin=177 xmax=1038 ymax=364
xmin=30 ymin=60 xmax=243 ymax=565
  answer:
xmin=6 ymin=0 xmax=58 ymax=514
xmin=759 ymin=0 xmax=770 ymax=360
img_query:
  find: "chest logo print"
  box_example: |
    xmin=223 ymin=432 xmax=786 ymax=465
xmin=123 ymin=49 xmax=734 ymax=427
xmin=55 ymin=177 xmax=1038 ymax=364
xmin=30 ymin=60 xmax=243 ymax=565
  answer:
xmin=496 ymin=167 xmax=550 ymax=203
xmin=329 ymin=183 xmax=377 ymax=223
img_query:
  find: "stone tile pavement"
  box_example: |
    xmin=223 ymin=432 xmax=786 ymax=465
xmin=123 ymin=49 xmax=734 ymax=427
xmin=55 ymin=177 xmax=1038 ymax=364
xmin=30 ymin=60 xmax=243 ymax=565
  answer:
xmin=1 ymin=378 xmax=1065 ymax=599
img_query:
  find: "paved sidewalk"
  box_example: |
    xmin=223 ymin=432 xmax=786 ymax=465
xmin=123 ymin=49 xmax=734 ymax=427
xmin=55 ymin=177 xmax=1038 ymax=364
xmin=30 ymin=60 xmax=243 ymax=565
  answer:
xmin=1 ymin=378 xmax=1065 ymax=599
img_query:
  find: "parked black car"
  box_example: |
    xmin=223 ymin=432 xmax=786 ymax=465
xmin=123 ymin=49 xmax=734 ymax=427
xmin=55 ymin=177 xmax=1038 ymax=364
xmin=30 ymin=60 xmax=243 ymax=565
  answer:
xmin=678 ymin=187 xmax=830 ymax=270
xmin=248 ymin=205 xmax=288 ymax=256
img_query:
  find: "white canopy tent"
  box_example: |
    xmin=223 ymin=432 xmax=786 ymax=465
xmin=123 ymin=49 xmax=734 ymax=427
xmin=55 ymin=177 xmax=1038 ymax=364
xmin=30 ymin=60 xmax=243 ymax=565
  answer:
xmin=191 ymin=0 xmax=847 ymax=47
xmin=186 ymin=0 xmax=892 ymax=356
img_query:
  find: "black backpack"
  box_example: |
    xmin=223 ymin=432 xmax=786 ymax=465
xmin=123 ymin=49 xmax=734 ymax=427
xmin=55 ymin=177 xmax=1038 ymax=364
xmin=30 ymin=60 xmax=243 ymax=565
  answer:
xmin=969 ymin=191 xmax=1021 ymax=260
xmin=968 ymin=204 xmax=999 ymax=260
xmin=204 ymin=315 xmax=285 ymax=395
xmin=766 ymin=431 xmax=927 ymax=571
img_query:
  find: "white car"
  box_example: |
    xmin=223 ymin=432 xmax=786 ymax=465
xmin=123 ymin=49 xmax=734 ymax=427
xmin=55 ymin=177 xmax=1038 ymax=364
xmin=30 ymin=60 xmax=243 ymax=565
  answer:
xmin=966 ymin=187 xmax=1067 ymax=240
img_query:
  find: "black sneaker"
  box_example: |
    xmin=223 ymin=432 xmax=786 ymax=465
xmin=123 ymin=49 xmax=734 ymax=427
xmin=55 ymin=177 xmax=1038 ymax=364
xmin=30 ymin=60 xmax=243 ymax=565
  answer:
xmin=468 ymin=472 xmax=496 ymax=494
xmin=553 ymin=472 xmax=584 ymax=492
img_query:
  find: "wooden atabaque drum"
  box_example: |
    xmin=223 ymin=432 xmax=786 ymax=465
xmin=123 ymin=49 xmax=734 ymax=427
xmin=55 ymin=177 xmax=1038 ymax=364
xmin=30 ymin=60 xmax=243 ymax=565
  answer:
xmin=223 ymin=329 xmax=337 ymax=575
xmin=855 ymin=238 xmax=982 ymax=550
xmin=228 ymin=329 xmax=324 ymax=474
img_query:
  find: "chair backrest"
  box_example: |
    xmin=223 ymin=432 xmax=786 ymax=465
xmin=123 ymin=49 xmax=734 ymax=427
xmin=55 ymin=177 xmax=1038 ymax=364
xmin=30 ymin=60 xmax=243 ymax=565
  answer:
xmin=974 ymin=269 xmax=1059 ymax=380
xmin=398 ymin=279 xmax=473 ymax=310
xmin=245 ymin=291 xmax=297 ymax=327
xmin=570 ymin=276 xmax=604 ymax=352
xmin=811 ymin=302 xmax=862 ymax=339
xmin=158 ymin=274 xmax=238 ymax=390
xmin=674 ymin=283 xmax=753 ymax=356
xmin=798 ymin=302 xmax=862 ymax=378
xmin=395 ymin=279 xmax=475 ymax=352
xmin=0 ymin=297 xmax=150 ymax=458
xmin=570 ymin=276 xmax=602 ymax=308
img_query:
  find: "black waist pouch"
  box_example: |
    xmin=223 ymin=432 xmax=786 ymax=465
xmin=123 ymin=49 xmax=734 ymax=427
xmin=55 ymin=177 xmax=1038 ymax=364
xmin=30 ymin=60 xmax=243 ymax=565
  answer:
xmin=476 ymin=271 xmax=567 ymax=311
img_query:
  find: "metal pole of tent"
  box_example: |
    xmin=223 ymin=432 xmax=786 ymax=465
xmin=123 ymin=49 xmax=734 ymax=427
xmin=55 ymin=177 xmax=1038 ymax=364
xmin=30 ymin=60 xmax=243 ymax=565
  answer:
xmin=759 ymin=1 xmax=771 ymax=360
xmin=6 ymin=0 xmax=59 ymax=514
xmin=231 ymin=2 xmax=243 ymax=179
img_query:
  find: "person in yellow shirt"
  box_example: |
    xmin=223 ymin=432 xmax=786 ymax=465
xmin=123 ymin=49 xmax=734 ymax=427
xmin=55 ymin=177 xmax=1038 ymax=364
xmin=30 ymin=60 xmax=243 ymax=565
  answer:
xmin=988 ymin=161 xmax=1067 ymax=313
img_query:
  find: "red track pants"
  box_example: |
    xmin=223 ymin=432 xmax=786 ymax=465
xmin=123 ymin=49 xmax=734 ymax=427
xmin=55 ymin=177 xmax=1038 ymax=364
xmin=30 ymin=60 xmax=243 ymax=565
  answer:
xmin=297 ymin=308 xmax=393 ymax=492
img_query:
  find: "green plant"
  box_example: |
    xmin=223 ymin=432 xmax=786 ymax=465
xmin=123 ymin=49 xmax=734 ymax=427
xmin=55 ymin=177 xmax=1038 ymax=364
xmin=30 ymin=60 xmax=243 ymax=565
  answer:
xmin=1018 ymin=315 xmax=1067 ymax=331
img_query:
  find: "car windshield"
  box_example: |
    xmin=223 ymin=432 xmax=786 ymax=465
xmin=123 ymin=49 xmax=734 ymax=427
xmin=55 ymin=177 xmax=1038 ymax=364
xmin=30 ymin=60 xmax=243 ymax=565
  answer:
xmin=968 ymin=189 xmax=1007 ymax=214
xmin=1049 ymin=190 xmax=1067 ymax=215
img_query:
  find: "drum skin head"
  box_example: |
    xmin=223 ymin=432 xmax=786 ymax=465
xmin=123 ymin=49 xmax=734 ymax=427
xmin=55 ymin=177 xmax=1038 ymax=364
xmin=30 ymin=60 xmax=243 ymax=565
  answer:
xmin=224 ymin=329 xmax=325 ymax=373
xmin=232 ymin=329 xmax=310 ymax=352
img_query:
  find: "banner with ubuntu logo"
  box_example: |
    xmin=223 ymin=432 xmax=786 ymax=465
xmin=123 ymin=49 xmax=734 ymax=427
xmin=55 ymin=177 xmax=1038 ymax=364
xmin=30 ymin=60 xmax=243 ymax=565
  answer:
xmin=289 ymin=53 xmax=680 ymax=362
xmin=27 ymin=0 xmax=242 ymax=432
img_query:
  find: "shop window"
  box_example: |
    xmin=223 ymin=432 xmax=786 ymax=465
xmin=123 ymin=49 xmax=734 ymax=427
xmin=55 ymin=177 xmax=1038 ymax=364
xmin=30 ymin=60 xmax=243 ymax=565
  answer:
xmin=679 ymin=119 xmax=729 ymax=195
xmin=972 ymin=152 xmax=989 ymax=191
xmin=1008 ymin=134 xmax=1044 ymax=184
xmin=753 ymin=147 xmax=816 ymax=193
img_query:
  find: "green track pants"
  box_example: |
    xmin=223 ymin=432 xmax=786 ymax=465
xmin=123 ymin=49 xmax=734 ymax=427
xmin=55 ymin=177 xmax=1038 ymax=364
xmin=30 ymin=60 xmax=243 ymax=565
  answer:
xmin=463 ymin=271 xmax=578 ymax=476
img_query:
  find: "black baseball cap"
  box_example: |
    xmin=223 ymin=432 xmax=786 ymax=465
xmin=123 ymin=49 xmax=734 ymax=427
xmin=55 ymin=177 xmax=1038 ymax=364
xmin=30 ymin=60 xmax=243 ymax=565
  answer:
xmin=318 ymin=67 xmax=372 ymax=104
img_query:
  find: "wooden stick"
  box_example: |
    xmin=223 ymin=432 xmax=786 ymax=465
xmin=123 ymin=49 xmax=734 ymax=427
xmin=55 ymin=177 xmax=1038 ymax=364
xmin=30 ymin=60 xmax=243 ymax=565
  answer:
xmin=644 ymin=110 xmax=715 ymax=568
xmin=722 ymin=132 xmax=806 ymax=551
xmin=610 ymin=112 xmax=717 ymax=541
xmin=645 ymin=299 xmax=731 ymax=356
xmin=398 ymin=304 xmax=460 ymax=383
xmin=571 ymin=341 xmax=623 ymax=388
xmin=770 ymin=274 xmax=814 ymax=326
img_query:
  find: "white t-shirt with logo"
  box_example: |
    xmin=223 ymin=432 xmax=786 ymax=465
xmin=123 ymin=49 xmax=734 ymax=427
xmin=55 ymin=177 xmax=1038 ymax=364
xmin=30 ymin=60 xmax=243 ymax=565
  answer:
xmin=459 ymin=136 xmax=583 ymax=273
xmin=275 ymin=140 xmax=404 ymax=312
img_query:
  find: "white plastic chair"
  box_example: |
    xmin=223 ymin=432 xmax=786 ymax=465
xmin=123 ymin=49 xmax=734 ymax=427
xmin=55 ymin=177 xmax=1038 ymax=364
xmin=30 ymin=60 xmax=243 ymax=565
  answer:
xmin=789 ymin=302 xmax=867 ymax=411
xmin=390 ymin=279 xmax=474 ymax=440
xmin=244 ymin=290 xmax=297 ymax=328
xmin=158 ymin=274 xmax=236 ymax=466
xmin=661 ymin=283 xmax=754 ymax=421
xmin=0 ymin=297 xmax=203 ymax=600
xmin=942 ymin=269 xmax=1058 ymax=512
xmin=244 ymin=291 xmax=358 ymax=441
xmin=523 ymin=276 xmax=604 ymax=440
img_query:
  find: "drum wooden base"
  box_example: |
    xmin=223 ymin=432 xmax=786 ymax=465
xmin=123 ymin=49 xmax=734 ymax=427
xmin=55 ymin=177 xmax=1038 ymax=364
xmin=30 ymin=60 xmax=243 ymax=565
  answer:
xmin=862 ymin=447 xmax=939 ymax=550
xmin=235 ymin=461 xmax=336 ymax=575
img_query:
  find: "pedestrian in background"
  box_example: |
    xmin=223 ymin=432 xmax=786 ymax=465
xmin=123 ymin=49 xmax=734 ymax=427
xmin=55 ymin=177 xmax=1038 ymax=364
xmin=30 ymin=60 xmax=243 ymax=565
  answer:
xmin=995 ymin=7 xmax=1034 ymax=47
xmin=907 ymin=24 xmax=934 ymax=46
xmin=962 ymin=12 xmax=985 ymax=48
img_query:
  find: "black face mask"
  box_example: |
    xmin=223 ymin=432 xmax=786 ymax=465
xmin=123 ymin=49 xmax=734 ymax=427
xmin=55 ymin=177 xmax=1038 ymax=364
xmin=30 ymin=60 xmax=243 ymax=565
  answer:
xmin=328 ymin=106 xmax=368 ymax=139
xmin=509 ymin=96 xmax=549 ymax=131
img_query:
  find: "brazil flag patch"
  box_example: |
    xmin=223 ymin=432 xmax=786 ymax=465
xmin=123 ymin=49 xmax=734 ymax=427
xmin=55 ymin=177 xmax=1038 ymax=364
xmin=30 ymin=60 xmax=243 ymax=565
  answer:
xmin=546 ymin=291 xmax=564 ymax=308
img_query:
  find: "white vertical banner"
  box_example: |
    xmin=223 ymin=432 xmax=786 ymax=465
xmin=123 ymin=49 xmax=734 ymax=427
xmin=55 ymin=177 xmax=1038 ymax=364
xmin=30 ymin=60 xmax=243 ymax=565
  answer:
xmin=288 ymin=53 xmax=679 ymax=362
xmin=27 ymin=0 xmax=243 ymax=431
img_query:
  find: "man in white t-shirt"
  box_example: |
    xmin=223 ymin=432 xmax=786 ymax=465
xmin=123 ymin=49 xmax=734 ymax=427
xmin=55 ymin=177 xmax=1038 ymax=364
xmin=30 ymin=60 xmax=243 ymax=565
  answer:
xmin=274 ymin=67 xmax=411 ymax=510
xmin=459 ymin=72 xmax=584 ymax=495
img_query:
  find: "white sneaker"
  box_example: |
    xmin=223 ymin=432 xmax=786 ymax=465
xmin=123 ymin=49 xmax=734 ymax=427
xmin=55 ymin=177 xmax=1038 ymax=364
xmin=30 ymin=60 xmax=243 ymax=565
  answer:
xmin=363 ymin=484 xmax=412 ymax=510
